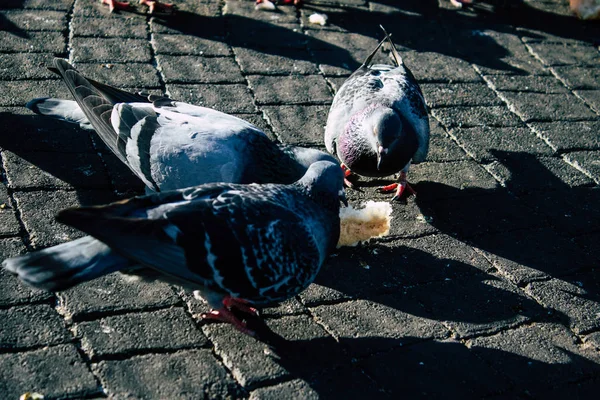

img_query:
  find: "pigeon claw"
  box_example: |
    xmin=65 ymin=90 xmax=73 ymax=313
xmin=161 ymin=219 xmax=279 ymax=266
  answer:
xmin=378 ymin=172 xmax=416 ymax=201
xmin=223 ymin=297 xmax=260 ymax=317
xmin=341 ymin=164 xmax=355 ymax=188
xmin=139 ymin=0 xmax=175 ymax=14
xmin=201 ymin=307 xmax=256 ymax=337
xmin=100 ymin=0 xmax=130 ymax=12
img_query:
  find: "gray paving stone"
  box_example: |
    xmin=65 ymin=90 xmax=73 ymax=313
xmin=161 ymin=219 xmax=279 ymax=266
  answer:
xmin=310 ymin=297 xmax=449 ymax=356
xmin=325 ymin=76 xmax=352 ymax=93
xmin=203 ymin=314 xmax=342 ymax=389
xmin=249 ymin=75 xmax=332 ymax=105
xmin=449 ymin=126 xmax=553 ymax=162
xmin=235 ymin=47 xmax=319 ymax=75
xmin=262 ymin=105 xmax=329 ymax=145
xmin=472 ymin=229 xmax=592 ymax=285
xmin=158 ymin=55 xmax=245 ymax=84
xmin=0 ymin=53 xmax=56 ymax=80
xmin=72 ymin=16 xmax=148 ymax=39
xmin=0 ymin=80 xmax=71 ymax=107
xmin=421 ymin=83 xmax=503 ymax=108
xmin=224 ymin=0 xmax=298 ymax=24
xmin=95 ymin=349 xmax=243 ymax=399
xmin=99 ymin=150 xmax=146 ymax=195
xmin=0 ymin=182 xmax=19 ymax=237
xmin=361 ymin=339 xmax=510 ymax=398
xmin=403 ymin=52 xmax=482 ymax=83
xmin=475 ymin=54 xmax=550 ymax=75
xmin=432 ymin=106 xmax=523 ymax=128
xmin=57 ymin=273 xmax=180 ymax=321
xmin=153 ymin=33 xmax=231 ymax=56
xmin=311 ymin=49 xmax=358 ymax=76
xmin=73 ymin=0 xmax=150 ymax=18
xmin=250 ymin=379 xmax=318 ymax=400
xmin=529 ymin=120 xmax=600 ymax=152
xmin=525 ymin=273 xmax=600 ymax=334
xmin=71 ymin=37 xmax=152 ymax=63
xmin=500 ymin=91 xmax=597 ymax=122
xmin=0 ymin=30 xmax=65 ymax=53
xmin=583 ymin=332 xmax=600 ymax=351
xmin=466 ymin=323 xmax=600 ymax=396
xmin=0 ymin=344 xmax=99 ymax=399
xmin=564 ymin=150 xmax=600 ymax=183
xmin=74 ymin=62 xmax=161 ymax=88
xmin=76 ymin=307 xmax=208 ymax=359
xmin=527 ymin=42 xmax=600 ymax=66
xmin=298 ymin=365 xmax=388 ymax=400
xmin=0 ymin=304 xmax=71 ymax=350
xmin=0 ymin=10 xmax=66 ymax=31
xmin=233 ymin=113 xmax=277 ymax=142
xmin=3 ymin=151 xmax=111 ymax=190
xmin=3 ymin=0 xmax=73 ymax=11
xmin=422 ymin=120 xmax=469 ymax=162
xmin=306 ymin=30 xmax=380 ymax=53
xmin=12 ymin=189 xmax=117 ymax=249
xmin=167 ymin=84 xmax=256 ymax=114
xmin=574 ymin=89 xmax=600 ymax=113
xmin=486 ymin=74 xmax=571 ymax=93
xmin=552 ymin=66 xmax=600 ymax=89
xmin=535 ymin=378 xmax=600 ymax=400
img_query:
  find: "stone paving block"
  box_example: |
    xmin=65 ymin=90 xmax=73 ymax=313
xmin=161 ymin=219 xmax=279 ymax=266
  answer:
xmin=234 ymin=47 xmax=319 ymax=75
xmin=466 ymin=323 xmax=600 ymax=396
xmin=361 ymin=339 xmax=509 ymax=398
xmin=529 ymin=120 xmax=600 ymax=152
xmin=73 ymin=0 xmax=150 ymax=18
xmin=0 ymin=182 xmax=20 ymax=237
xmin=410 ymin=160 xmax=500 ymax=201
xmin=95 ymin=349 xmax=243 ymax=399
xmin=486 ymin=74 xmax=571 ymax=93
xmin=228 ymin=23 xmax=309 ymax=50
xmin=224 ymin=0 xmax=298 ymax=24
xmin=0 ymin=238 xmax=54 ymax=307
xmin=57 ymin=273 xmax=180 ymax=321
xmin=564 ymin=150 xmax=600 ymax=183
xmin=0 ymin=304 xmax=71 ymax=350
xmin=421 ymin=83 xmax=503 ymax=108
xmin=0 ymin=80 xmax=71 ymax=107
xmin=583 ymin=332 xmax=600 ymax=351
xmin=3 ymin=151 xmax=111 ymax=190
xmin=500 ymin=91 xmax=597 ymax=122
xmin=3 ymin=0 xmax=73 ymax=11
xmin=0 ymin=30 xmax=65 ymax=53
xmin=262 ymin=105 xmax=329 ymax=146
xmin=249 ymin=75 xmax=332 ymax=105
xmin=518 ymin=26 xmax=598 ymax=45
xmin=535 ymin=378 xmax=600 ymax=400
xmin=574 ymin=89 xmax=600 ymax=113
xmin=250 ymin=379 xmax=318 ymax=400
xmin=310 ymin=297 xmax=449 ymax=356
xmin=76 ymin=307 xmax=208 ymax=359
xmin=0 ymin=344 xmax=99 ymax=399
xmin=233 ymin=113 xmax=277 ymax=141
xmin=0 ymin=53 xmax=56 ymax=80
xmin=472 ymin=228 xmax=592 ymax=285
xmin=475 ymin=54 xmax=550 ymax=75
xmin=158 ymin=55 xmax=244 ymax=84
xmin=306 ymin=30 xmax=380 ymax=53
xmin=432 ymin=106 xmax=523 ymax=128
xmin=203 ymin=314 xmax=346 ymax=388
xmin=449 ymin=126 xmax=553 ymax=162
xmin=72 ymin=16 xmax=148 ymax=38
xmin=403 ymin=52 xmax=483 ymax=83
xmin=71 ymin=37 xmax=152 ymax=63
xmin=552 ymin=66 xmax=600 ymax=89
xmin=12 ymin=189 xmax=118 ymax=249
xmin=167 ymin=84 xmax=256 ymax=114
xmin=527 ymin=42 xmax=600 ymax=67
xmin=74 ymin=62 xmax=162 ymax=88
xmin=98 ymin=150 xmax=146 ymax=196
xmin=311 ymin=49 xmax=358 ymax=76
xmin=153 ymin=34 xmax=231 ymax=56
xmin=0 ymin=10 xmax=66 ymax=32
xmin=525 ymin=272 xmax=600 ymax=334
xmin=301 ymin=365 xmax=388 ymax=400
xmin=325 ymin=76 xmax=352 ymax=93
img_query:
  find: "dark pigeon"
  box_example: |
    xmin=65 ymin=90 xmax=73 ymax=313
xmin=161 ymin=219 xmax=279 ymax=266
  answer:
xmin=3 ymin=160 xmax=346 ymax=336
xmin=324 ymin=27 xmax=430 ymax=201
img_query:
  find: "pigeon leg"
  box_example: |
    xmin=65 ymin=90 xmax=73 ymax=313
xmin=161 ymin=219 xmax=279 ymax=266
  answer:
xmin=200 ymin=296 xmax=258 ymax=336
xmin=223 ymin=297 xmax=260 ymax=317
xmin=377 ymin=171 xmax=416 ymax=201
xmin=341 ymin=164 xmax=354 ymax=188
xmin=279 ymin=0 xmax=303 ymax=5
xmin=139 ymin=0 xmax=175 ymax=13
xmin=100 ymin=0 xmax=130 ymax=12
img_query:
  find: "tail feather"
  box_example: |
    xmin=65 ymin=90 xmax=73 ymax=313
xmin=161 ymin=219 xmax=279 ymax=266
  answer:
xmin=2 ymin=236 xmax=133 ymax=292
xmin=26 ymin=98 xmax=93 ymax=130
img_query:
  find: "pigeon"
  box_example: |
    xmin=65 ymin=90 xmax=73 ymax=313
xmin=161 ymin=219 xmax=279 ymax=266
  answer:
xmin=324 ymin=27 xmax=430 ymax=201
xmin=3 ymin=160 xmax=347 ymax=336
xmin=100 ymin=0 xmax=174 ymax=14
xmin=28 ymin=58 xmax=337 ymax=193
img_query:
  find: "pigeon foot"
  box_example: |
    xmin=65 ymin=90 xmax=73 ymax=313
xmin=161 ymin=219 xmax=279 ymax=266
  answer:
xmin=201 ymin=296 xmax=258 ymax=336
xmin=377 ymin=172 xmax=416 ymax=201
xmin=100 ymin=0 xmax=130 ymax=12
xmin=139 ymin=0 xmax=175 ymax=13
xmin=341 ymin=164 xmax=354 ymax=188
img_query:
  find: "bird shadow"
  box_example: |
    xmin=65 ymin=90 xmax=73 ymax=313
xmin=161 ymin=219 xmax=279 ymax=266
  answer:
xmin=0 ymin=0 xmax=29 ymax=39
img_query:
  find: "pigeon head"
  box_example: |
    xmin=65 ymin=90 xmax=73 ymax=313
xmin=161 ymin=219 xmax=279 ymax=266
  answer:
xmin=297 ymin=160 xmax=347 ymax=209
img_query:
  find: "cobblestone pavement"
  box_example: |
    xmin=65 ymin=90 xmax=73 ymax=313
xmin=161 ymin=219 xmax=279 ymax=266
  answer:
xmin=1 ymin=0 xmax=600 ymax=398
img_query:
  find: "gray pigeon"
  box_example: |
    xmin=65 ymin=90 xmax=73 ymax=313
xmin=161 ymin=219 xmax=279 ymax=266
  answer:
xmin=324 ymin=27 xmax=430 ymax=201
xmin=29 ymin=58 xmax=336 ymax=192
xmin=3 ymin=160 xmax=346 ymax=336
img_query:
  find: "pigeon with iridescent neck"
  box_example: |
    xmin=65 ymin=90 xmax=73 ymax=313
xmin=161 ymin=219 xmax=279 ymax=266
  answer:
xmin=324 ymin=27 xmax=429 ymax=201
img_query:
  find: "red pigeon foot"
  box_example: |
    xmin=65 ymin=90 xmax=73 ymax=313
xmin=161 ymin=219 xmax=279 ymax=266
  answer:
xmin=100 ymin=0 xmax=130 ymax=12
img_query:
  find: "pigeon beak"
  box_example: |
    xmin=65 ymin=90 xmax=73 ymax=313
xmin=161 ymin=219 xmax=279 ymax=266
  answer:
xmin=338 ymin=189 xmax=348 ymax=207
xmin=377 ymin=146 xmax=388 ymax=171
